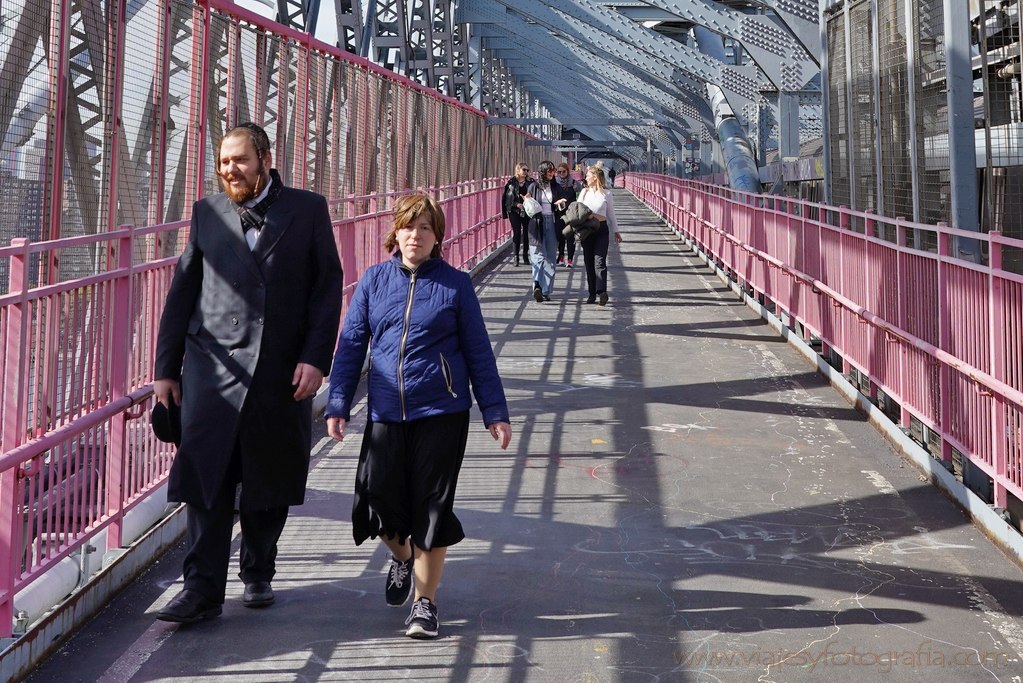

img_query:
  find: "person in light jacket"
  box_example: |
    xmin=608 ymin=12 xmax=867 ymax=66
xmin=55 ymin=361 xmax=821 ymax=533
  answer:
xmin=577 ymin=163 xmax=624 ymax=306
xmin=326 ymin=193 xmax=512 ymax=640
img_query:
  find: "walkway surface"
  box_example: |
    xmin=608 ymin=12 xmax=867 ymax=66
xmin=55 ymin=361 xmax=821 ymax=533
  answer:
xmin=24 ymin=192 xmax=1023 ymax=682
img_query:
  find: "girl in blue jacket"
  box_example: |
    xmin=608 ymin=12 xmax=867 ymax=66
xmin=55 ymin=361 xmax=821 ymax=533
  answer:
xmin=326 ymin=193 xmax=513 ymax=639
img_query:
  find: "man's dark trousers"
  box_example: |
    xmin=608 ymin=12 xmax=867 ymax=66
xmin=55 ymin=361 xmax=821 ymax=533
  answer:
xmin=181 ymin=447 xmax=289 ymax=603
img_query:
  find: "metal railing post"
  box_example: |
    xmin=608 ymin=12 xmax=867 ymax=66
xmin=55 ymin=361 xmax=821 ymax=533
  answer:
xmin=1 ymin=239 xmax=32 ymax=638
xmin=104 ymin=227 xmax=136 ymax=550
xmin=936 ymin=225 xmax=953 ymax=467
xmin=989 ymin=232 xmax=1007 ymax=508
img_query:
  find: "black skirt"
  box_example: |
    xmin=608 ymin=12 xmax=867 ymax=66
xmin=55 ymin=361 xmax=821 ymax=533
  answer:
xmin=352 ymin=411 xmax=471 ymax=550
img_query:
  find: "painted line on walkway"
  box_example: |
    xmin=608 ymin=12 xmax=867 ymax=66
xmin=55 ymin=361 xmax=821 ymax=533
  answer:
xmin=96 ymin=620 xmax=177 ymax=683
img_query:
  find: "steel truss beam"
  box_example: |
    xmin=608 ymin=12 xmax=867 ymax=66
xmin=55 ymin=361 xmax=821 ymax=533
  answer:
xmin=487 ymin=118 xmax=661 ymax=126
xmin=639 ymin=0 xmax=818 ymax=90
xmin=527 ymin=139 xmax=646 ymax=147
xmin=456 ymin=0 xmax=770 ymax=165
xmin=333 ymin=0 xmax=363 ymax=53
xmin=368 ymin=0 xmax=412 ymax=76
xmin=276 ymin=0 xmax=320 ymax=32
xmin=460 ymin=3 xmax=701 ymax=161
xmin=450 ymin=0 xmax=823 ymax=169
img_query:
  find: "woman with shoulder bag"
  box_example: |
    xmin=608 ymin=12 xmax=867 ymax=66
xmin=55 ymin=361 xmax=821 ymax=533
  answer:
xmin=501 ymin=162 xmax=534 ymax=266
xmin=525 ymin=161 xmax=562 ymax=302
xmin=577 ymin=163 xmax=624 ymax=306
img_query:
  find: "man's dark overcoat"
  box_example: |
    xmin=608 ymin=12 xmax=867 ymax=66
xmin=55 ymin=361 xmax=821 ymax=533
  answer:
xmin=154 ymin=183 xmax=343 ymax=511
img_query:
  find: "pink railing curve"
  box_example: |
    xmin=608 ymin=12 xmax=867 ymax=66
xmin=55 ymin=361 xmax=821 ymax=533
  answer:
xmin=627 ymin=172 xmax=1023 ymax=514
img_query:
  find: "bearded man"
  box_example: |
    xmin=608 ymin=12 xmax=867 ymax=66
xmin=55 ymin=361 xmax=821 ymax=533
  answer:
xmin=153 ymin=123 xmax=343 ymax=623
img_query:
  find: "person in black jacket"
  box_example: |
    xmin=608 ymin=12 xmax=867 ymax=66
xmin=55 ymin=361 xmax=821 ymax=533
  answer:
xmin=152 ymin=123 xmax=343 ymax=624
xmin=501 ymin=162 xmax=534 ymax=266
xmin=553 ymin=163 xmax=581 ymax=267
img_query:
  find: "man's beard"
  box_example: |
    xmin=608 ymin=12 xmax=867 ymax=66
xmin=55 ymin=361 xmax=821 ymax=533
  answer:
xmin=221 ymin=162 xmax=266 ymax=203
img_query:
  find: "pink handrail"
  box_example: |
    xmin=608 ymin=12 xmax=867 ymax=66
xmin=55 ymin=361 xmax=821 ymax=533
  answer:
xmin=627 ymin=172 xmax=1023 ymax=513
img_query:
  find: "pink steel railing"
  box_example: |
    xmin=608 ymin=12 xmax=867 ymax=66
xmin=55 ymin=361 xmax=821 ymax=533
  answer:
xmin=0 ymin=181 xmax=507 ymax=637
xmin=627 ymin=173 xmax=1023 ymax=513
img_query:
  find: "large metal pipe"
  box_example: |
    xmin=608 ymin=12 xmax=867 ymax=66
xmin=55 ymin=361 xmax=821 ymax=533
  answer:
xmin=693 ymin=27 xmax=761 ymax=192
xmin=11 ymin=484 xmax=174 ymax=634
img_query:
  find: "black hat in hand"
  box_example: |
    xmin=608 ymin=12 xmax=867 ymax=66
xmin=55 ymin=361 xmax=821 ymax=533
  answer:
xmin=151 ymin=400 xmax=181 ymax=446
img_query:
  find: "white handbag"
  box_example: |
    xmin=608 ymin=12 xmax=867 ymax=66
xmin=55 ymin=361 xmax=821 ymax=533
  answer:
xmin=522 ymin=196 xmax=542 ymax=218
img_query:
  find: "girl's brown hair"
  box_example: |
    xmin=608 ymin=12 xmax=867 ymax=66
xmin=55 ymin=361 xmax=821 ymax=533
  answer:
xmin=383 ymin=193 xmax=446 ymax=259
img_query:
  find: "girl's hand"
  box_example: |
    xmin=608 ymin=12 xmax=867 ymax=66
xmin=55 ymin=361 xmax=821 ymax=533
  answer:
xmin=615 ymin=232 xmax=624 ymax=243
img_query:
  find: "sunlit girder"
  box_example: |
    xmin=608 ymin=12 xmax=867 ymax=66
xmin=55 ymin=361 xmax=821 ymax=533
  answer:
xmin=405 ymin=0 xmax=461 ymax=97
xmin=276 ymin=0 xmax=320 ymax=33
xmin=368 ymin=0 xmax=412 ymax=76
xmin=447 ymin=16 xmax=470 ymax=101
xmin=479 ymin=50 xmax=524 ymax=118
xmin=406 ymin=0 xmax=430 ymax=86
xmin=465 ymin=8 xmax=707 ymax=144
xmin=535 ymin=0 xmax=761 ymax=109
xmin=63 ymin=0 xmax=110 ymax=238
xmin=457 ymin=0 xmax=719 ymax=145
xmin=333 ymin=0 xmax=363 ymax=54
xmin=638 ymin=0 xmax=818 ymax=91
xmin=154 ymin=0 xmax=199 ymax=228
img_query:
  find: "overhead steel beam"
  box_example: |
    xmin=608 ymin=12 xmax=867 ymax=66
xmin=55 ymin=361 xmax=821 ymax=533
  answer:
xmin=743 ymin=0 xmax=820 ymax=59
xmin=491 ymin=45 xmax=676 ymax=121
xmin=460 ymin=0 xmax=745 ymax=156
xmin=457 ymin=1 xmax=721 ymax=163
xmin=539 ymin=0 xmax=761 ymax=103
xmin=640 ymin=0 xmax=819 ymax=86
xmin=467 ymin=0 xmax=757 ymax=113
xmin=276 ymin=0 xmax=320 ymax=32
xmin=476 ymin=19 xmax=702 ymax=123
xmin=615 ymin=7 xmax=687 ymax=22
xmin=332 ymin=0 xmax=363 ymax=53
xmin=470 ymin=10 xmax=696 ymax=105
xmin=487 ymin=118 xmax=660 ymax=126
xmin=527 ymin=139 xmax=647 ymax=147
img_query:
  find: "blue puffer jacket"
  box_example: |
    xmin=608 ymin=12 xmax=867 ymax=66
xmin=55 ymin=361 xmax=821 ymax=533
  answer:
xmin=326 ymin=255 xmax=509 ymax=426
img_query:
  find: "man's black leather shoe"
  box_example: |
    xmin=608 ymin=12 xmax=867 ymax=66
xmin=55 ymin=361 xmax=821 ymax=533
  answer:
xmin=156 ymin=590 xmax=222 ymax=623
xmin=243 ymin=581 xmax=275 ymax=608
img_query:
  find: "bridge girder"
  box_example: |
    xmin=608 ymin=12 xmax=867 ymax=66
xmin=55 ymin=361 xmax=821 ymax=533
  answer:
xmin=189 ymin=0 xmax=825 ymax=168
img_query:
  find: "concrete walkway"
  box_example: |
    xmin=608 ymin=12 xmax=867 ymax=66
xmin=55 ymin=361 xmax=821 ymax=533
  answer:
xmin=25 ymin=191 xmax=1023 ymax=682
